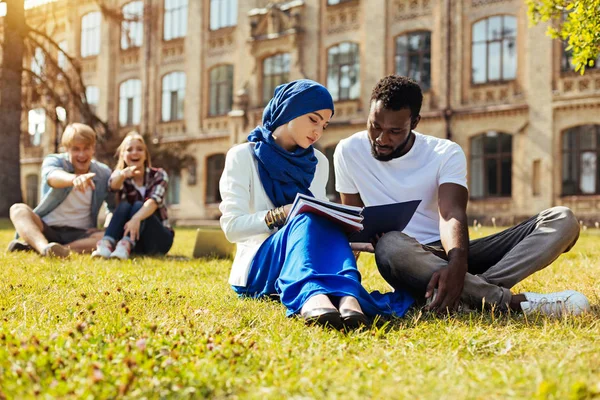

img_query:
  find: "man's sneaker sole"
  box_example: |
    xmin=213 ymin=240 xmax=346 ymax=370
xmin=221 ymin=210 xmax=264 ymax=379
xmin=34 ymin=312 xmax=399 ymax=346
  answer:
xmin=7 ymin=240 xmax=32 ymax=253
xmin=43 ymin=243 xmax=70 ymax=258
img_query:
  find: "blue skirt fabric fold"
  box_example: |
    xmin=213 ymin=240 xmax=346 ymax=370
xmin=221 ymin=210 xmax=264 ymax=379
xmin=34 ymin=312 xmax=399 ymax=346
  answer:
xmin=232 ymin=213 xmax=414 ymax=318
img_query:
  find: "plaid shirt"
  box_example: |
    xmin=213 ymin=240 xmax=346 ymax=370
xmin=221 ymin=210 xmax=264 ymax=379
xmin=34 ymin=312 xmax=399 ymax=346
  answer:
xmin=113 ymin=167 xmax=172 ymax=230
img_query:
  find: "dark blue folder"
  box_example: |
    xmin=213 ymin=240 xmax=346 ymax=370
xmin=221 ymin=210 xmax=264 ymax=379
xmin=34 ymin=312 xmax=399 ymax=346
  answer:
xmin=349 ymin=200 xmax=421 ymax=243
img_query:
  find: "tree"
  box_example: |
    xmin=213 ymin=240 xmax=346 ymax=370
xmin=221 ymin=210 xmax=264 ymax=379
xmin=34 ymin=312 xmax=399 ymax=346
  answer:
xmin=526 ymin=0 xmax=600 ymax=74
xmin=0 ymin=0 xmax=25 ymax=217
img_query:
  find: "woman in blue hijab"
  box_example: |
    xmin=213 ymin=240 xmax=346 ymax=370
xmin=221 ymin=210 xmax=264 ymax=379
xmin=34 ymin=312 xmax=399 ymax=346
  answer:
xmin=219 ymin=79 xmax=413 ymax=329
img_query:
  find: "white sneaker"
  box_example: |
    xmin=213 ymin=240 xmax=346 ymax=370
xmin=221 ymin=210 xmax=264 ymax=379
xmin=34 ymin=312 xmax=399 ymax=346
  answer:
xmin=521 ymin=290 xmax=591 ymax=317
xmin=42 ymin=242 xmax=70 ymax=258
xmin=110 ymin=239 xmax=133 ymax=260
xmin=91 ymin=240 xmax=114 ymax=259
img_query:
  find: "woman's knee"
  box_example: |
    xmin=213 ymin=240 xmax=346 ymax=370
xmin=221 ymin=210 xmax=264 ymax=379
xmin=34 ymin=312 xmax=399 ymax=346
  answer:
xmin=128 ymin=201 xmax=144 ymax=218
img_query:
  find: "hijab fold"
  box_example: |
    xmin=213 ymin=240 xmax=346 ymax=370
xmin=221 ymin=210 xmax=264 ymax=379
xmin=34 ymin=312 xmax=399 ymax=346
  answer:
xmin=248 ymin=80 xmax=334 ymax=207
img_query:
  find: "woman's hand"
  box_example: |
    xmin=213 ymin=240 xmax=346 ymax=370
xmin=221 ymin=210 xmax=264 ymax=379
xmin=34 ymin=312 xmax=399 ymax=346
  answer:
xmin=283 ymin=204 xmax=293 ymax=218
xmin=121 ymin=166 xmax=141 ymax=179
xmin=124 ymin=217 xmax=141 ymax=241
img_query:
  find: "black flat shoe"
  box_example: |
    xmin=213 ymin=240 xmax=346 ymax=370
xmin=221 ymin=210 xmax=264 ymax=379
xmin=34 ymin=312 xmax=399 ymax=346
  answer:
xmin=340 ymin=310 xmax=370 ymax=329
xmin=301 ymin=307 xmax=343 ymax=329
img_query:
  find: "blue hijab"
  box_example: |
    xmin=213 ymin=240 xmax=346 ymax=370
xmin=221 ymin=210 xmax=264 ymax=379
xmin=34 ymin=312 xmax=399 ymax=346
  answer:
xmin=248 ymin=79 xmax=334 ymax=207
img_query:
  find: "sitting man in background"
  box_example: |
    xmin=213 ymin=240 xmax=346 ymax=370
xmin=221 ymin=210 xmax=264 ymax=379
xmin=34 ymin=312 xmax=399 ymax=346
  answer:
xmin=334 ymin=75 xmax=590 ymax=317
xmin=8 ymin=123 xmax=114 ymax=257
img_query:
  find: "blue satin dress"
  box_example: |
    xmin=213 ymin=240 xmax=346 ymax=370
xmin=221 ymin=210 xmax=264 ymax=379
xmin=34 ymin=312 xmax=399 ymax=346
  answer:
xmin=232 ymin=213 xmax=414 ymax=318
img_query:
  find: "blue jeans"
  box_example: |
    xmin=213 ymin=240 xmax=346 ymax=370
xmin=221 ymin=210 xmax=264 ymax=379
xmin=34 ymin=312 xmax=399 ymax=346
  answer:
xmin=104 ymin=201 xmax=174 ymax=255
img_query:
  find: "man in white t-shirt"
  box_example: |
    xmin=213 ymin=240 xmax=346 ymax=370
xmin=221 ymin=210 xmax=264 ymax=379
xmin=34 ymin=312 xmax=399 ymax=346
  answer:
xmin=334 ymin=75 xmax=589 ymax=317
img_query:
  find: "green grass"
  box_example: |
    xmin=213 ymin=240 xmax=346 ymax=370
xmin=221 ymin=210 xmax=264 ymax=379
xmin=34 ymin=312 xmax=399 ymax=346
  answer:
xmin=1 ymin=220 xmax=599 ymax=399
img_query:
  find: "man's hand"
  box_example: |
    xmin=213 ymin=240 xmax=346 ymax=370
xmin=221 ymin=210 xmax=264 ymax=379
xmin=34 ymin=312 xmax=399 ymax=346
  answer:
xmin=424 ymin=260 xmax=467 ymax=313
xmin=72 ymin=173 xmax=96 ymax=192
xmin=124 ymin=217 xmax=141 ymax=242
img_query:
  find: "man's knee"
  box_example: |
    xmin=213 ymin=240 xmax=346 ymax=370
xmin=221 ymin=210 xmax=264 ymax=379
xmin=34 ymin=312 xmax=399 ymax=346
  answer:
xmin=546 ymin=206 xmax=580 ymax=246
xmin=375 ymin=231 xmax=418 ymax=264
xmin=9 ymin=203 xmax=33 ymax=221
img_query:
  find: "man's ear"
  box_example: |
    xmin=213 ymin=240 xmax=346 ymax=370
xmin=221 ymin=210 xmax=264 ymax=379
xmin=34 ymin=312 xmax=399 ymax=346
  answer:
xmin=411 ymin=115 xmax=421 ymax=130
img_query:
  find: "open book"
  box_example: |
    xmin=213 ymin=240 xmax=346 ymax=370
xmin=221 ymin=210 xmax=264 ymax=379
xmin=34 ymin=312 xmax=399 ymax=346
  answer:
xmin=285 ymin=193 xmax=421 ymax=243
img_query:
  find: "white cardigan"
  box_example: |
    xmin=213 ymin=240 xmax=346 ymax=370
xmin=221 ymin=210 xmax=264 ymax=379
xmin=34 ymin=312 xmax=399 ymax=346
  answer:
xmin=219 ymin=142 xmax=329 ymax=286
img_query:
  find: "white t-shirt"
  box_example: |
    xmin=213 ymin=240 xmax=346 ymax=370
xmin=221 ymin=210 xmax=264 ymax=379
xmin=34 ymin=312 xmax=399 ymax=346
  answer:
xmin=134 ymin=183 xmax=147 ymax=198
xmin=334 ymin=130 xmax=467 ymax=244
xmin=42 ymin=187 xmax=94 ymax=229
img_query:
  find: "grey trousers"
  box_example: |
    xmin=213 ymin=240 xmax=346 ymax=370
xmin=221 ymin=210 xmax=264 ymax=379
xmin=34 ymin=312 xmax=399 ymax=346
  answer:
xmin=374 ymin=207 xmax=580 ymax=310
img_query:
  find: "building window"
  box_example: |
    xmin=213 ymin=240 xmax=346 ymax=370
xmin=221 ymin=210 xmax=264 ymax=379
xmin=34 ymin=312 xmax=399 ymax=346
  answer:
xmin=209 ymin=65 xmax=233 ymax=116
xmin=562 ymin=125 xmax=600 ymax=195
xmin=472 ymin=15 xmax=517 ymax=84
xmin=28 ymin=108 xmax=45 ymax=147
xmin=206 ymin=154 xmax=225 ymax=204
xmin=25 ymin=174 xmax=39 ymax=209
xmin=31 ymin=47 xmax=45 ymax=79
xmin=119 ymin=79 xmax=142 ymax=127
xmin=327 ymin=42 xmax=360 ymax=101
xmin=324 ymin=145 xmax=340 ymax=202
xmin=85 ymin=86 xmax=99 ymax=113
xmin=164 ymin=0 xmax=188 ymax=40
xmin=57 ymin=40 xmax=68 ymax=70
xmin=327 ymin=0 xmax=354 ymax=4
xmin=262 ymin=53 xmax=290 ymax=105
xmin=166 ymin=171 xmax=181 ymax=205
xmin=395 ymin=31 xmax=431 ymax=90
xmin=161 ymin=72 xmax=185 ymax=122
xmin=210 ymin=0 xmax=237 ymax=30
xmin=470 ymin=131 xmax=512 ymax=198
xmin=121 ymin=1 xmax=144 ymax=50
xmin=81 ymin=11 xmax=101 ymax=57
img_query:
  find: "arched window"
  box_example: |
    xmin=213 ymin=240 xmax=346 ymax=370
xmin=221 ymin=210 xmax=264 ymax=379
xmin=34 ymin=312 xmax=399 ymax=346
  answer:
xmin=472 ymin=15 xmax=516 ymax=84
xmin=164 ymin=0 xmax=188 ymax=40
xmin=562 ymin=125 xmax=600 ymax=195
xmin=121 ymin=1 xmax=144 ymax=49
xmin=119 ymin=79 xmax=142 ymax=127
xmin=162 ymin=72 xmax=186 ymax=121
xmin=395 ymin=31 xmax=431 ymax=90
xmin=470 ymin=131 xmax=512 ymax=198
xmin=327 ymin=42 xmax=360 ymax=101
xmin=206 ymin=154 xmax=225 ymax=204
xmin=31 ymin=47 xmax=45 ymax=78
xmin=262 ymin=53 xmax=290 ymax=105
xmin=81 ymin=12 xmax=101 ymax=57
xmin=25 ymin=174 xmax=39 ymax=208
xmin=209 ymin=65 xmax=234 ymax=116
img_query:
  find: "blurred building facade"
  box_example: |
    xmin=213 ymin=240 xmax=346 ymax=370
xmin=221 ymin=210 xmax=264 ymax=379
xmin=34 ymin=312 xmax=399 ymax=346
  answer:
xmin=9 ymin=0 xmax=600 ymax=224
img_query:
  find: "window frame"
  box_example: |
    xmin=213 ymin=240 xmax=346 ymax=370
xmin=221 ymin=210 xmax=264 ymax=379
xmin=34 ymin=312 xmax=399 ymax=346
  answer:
xmin=164 ymin=0 xmax=188 ymax=41
xmin=209 ymin=0 xmax=237 ymax=31
xmin=561 ymin=125 xmax=600 ymax=196
xmin=80 ymin=11 xmax=101 ymax=58
xmin=121 ymin=1 xmax=144 ymax=50
xmin=262 ymin=53 xmax=291 ymax=106
xmin=471 ymin=15 xmax=517 ymax=85
xmin=395 ymin=31 xmax=432 ymax=91
xmin=469 ymin=131 xmax=513 ymax=199
xmin=209 ymin=65 xmax=234 ymax=116
xmin=119 ymin=79 xmax=142 ymax=127
xmin=161 ymin=71 xmax=186 ymax=122
xmin=327 ymin=41 xmax=360 ymax=102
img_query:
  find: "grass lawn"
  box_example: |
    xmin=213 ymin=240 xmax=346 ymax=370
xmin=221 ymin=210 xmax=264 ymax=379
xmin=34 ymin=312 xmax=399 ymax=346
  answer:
xmin=0 ymin=219 xmax=599 ymax=399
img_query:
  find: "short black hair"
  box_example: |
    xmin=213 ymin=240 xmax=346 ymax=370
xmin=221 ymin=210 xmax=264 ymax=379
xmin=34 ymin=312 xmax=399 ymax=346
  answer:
xmin=370 ymin=75 xmax=423 ymax=121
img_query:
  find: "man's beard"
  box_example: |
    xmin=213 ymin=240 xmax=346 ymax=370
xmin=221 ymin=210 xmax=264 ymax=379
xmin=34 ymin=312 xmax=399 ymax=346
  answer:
xmin=370 ymin=131 xmax=414 ymax=162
